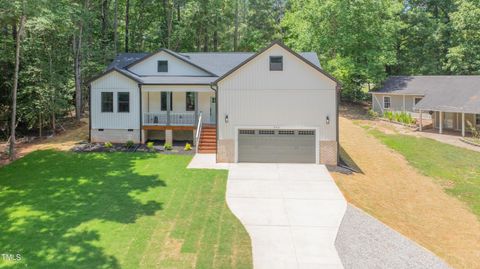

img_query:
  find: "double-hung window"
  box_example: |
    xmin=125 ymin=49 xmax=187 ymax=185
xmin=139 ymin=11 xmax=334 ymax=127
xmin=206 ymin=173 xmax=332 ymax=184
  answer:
xmin=158 ymin=60 xmax=168 ymax=72
xmin=118 ymin=92 xmax=130 ymax=112
xmin=383 ymin=96 xmax=391 ymax=109
xmin=101 ymin=92 xmax=113 ymax=112
xmin=186 ymin=92 xmax=195 ymax=111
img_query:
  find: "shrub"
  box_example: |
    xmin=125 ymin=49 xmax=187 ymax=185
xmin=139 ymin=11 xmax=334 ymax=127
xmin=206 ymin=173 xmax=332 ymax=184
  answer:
xmin=367 ymin=109 xmax=378 ymax=119
xmin=104 ymin=141 xmax=113 ymax=148
xmin=163 ymin=142 xmax=173 ymax=150
xmin=125 ymin=140 xmax=134 ymax=148
xmin=146 ymin=142 xmax=155 ymax=150
xmin=383 ymin=111 xmax=393 ymax=121
xmin=184 ymin=143 xmax=192 ymax=151
xmin=467 ymin=121 xmax=480 ymax=139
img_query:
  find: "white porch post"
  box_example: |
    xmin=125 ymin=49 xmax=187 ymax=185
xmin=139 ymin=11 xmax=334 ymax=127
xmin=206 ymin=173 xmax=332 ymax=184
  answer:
xmin=419 ymin=110 xmax=423 ymax=131
xmin=166 ymin=91 xmax=171 ymax=126
xmin=439 ymin=111 xmax=443 ymax=134
xmin=403 ymin=95 xmax=406 ymax=112
xmin=462 ymin=112 xmax=465 ymax=137
xmin=194 ymin=92 xmax=199 ymax=126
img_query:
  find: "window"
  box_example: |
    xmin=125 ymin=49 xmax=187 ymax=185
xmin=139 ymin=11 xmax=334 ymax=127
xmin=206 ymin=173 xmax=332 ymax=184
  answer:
xmin=259 ymin=130 xmax=275 ymax=135
xmin=269 ymin=56 xmax=283 ymax=71
xmin=186 ymin=92 xmax=195 ymax=111
xmin=101 ymin=92 xmax=113 ymax=112
xmin=476 ymin=114 xmax=480 ymax=126
xmin=383 ymin=96 xmax=391 ymax=109
xmin=117 ymin=92 xmax=130 ymax=112
xmin=157 ymin=60 xmax=168 ymax=72
xmin=161 ymin=92 xmax=173 ymax=111
xmin=414 ymin=97 xmax=422 ymax=105
xmin=298 ymin=130 xmax=315 ymax=135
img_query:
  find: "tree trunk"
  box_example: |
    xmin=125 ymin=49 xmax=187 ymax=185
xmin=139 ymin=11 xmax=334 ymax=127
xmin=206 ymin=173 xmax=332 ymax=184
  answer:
xmin=234 ymin=0 xmax=239 ymax=51
xmin=125 ymin=0 xmax=130 ymax=52
xmin=113 ymin=0 xmax=118 ymax=55
xmin=73 ymin=22 xmax=83 ymax=122
xmin=9 ymin=15 xmax=26 ymax=161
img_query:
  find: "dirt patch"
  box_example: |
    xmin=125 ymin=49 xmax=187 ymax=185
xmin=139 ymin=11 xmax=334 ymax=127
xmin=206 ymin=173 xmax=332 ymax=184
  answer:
xmin=331 ymin=117 xmax=480 ymax=269
xmin=0 ymin=118 xmax=88 ymax=167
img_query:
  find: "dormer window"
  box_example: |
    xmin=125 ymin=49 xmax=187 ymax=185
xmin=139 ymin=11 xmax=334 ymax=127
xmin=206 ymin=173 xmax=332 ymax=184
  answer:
xmin=270 ymin=56 xmax=283 ymax=71
xmin=157 ymin=60 xmax=168 ymax=72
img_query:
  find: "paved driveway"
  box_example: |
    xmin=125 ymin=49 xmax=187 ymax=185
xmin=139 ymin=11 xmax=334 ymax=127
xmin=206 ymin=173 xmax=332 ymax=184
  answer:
xmin=226 ymin=163 xmax=347 ymax=269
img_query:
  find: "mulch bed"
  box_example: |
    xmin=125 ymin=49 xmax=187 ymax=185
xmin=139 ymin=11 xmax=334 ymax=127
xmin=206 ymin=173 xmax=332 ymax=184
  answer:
xmin=72 ymin=142 xmax=195 ymax=155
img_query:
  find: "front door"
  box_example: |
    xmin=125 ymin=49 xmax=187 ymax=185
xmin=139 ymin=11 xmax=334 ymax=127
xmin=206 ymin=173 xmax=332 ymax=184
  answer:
xmin=210 ymin=97 xmax=216 ymax=124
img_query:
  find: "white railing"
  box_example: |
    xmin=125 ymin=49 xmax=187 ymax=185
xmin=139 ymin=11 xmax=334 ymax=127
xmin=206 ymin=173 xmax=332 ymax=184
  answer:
xmin=195 ymin=112 xmax=203 ymax=151
xmin=143 ymin=112 xmax=196 ymax=126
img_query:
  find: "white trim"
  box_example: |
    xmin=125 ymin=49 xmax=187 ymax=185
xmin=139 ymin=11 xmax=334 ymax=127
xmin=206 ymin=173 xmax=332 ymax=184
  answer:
xmin=370 ymin=92 xmax=426 ymax=96
xmin=383 ymin=96 xmax=391 ymax=110
xmin=234 ymin=125 xmax=321 ymax=164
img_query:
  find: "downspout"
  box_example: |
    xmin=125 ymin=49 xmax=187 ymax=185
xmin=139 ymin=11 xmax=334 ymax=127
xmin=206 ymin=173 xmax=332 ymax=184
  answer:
xmin=88 ymin=84 xmax=92 ymax=143
xmin=138 ymin=84 xmax=143 ymax=143
xmin=209 ymin=83 xmax=218 ymax=163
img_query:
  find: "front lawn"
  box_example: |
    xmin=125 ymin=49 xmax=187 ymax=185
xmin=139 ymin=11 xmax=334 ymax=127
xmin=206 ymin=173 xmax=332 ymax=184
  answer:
xmin=368 ymin=129 xmax=480 ymax=217
xmin=0 ymin=151 xmax=251 ymax=269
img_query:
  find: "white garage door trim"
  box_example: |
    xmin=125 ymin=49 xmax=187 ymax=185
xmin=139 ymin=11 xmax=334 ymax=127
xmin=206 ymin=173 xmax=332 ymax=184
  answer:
xmin=234 ymin=126 xmax=320 ymax=164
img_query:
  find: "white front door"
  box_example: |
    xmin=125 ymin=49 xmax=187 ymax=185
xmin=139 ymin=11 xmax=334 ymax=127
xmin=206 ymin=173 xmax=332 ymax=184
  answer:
xmin=210 ymin=97 xmax=216 ymax=124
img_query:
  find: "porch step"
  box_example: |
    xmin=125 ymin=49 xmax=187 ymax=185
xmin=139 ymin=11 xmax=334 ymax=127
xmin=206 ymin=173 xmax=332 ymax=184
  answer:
xmin=198 ymin=125 xmax=217 ymax=153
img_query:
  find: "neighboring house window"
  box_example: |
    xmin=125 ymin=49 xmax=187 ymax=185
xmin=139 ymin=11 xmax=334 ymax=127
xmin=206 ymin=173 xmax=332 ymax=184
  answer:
xmin=414 ymin=97 xmax=422 ymax=105
xmin=157 ymin=60 xmax=168 ymax=72
xmin=101 ymin=92 xmax=113 ymax=112
xmin=161 ymin=92 xmax=173 ymax=111
xmin=476 ymin=114 xmax=480 ymax=126
xmin=269 ymin=56 xmax=283 ymax=71
xmin=118 ymin=92 xmax=130 ymax=112
xmin=186 ymin=92 xmax=195 ymax=111
xmin=383 ymin=96 xmax=391 ymax=109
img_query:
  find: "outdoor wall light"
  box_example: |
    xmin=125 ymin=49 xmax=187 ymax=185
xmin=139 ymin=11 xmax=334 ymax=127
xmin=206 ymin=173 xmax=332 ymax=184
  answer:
xmin=326 ymin=115 xmax=330 ymax=124
xmin=225 ymin=114 xmax=229 ymax=123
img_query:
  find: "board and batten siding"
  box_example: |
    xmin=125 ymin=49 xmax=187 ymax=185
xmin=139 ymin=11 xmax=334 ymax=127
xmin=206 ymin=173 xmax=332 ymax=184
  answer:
xmin=217 ymin=44 xmax=337 ymax=142
xmin=372 ymin=93 xmax=424 ymax=114
xmin=128 ymin=51 xmax=210 ymax=76
xmin=91 ymin=71 xmax=140 ymax=130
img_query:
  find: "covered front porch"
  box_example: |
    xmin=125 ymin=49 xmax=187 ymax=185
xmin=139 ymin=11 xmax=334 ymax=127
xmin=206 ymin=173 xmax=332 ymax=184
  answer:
xmin=140 ymin=85 xmax=216 ymax=145
xmin=418 ymin=110 xmax=479 ymax=137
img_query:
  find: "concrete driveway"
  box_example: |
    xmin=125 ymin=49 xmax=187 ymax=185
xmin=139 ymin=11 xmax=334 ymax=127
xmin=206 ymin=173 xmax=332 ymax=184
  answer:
xmin=226 ymin=163 xmax=347 ymax=269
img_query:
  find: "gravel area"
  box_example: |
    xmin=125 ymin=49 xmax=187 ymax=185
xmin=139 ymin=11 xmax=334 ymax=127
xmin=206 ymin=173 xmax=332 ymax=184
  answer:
xmin=335 ymin=205 xmax=451 ymax=269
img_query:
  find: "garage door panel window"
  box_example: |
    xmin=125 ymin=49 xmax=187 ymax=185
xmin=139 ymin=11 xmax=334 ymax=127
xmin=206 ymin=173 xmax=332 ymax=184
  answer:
xmin=259 ymin=130 xmax=275 ymax=135
xmin=298 ymin=130 xmax=315 ymax=135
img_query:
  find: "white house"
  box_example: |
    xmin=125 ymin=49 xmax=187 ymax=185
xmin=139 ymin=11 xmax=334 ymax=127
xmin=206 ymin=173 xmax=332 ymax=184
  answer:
xmin=88 ymin=41 xmax=340 ymax=165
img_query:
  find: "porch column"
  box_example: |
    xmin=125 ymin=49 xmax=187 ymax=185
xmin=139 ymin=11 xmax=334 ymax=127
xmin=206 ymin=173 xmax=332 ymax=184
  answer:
xmin=439 ymin=111 xmax=443 ymax=134
xmin=462 ymin=112 xmax=465 ymax=137
xmin=166 ymin=91 xmax=171 ymax=125
xmin=403 ymin=95 xmax=406 ymax=112
xmin=194 ymin=92 xmax=199 ymax=126
xmin=419 ymin=110 xmax=423 ymax=131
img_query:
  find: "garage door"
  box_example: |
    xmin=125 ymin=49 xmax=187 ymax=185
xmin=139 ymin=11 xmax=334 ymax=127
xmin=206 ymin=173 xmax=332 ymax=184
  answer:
xmin=238 ymin=129 xmax=316 ymax=163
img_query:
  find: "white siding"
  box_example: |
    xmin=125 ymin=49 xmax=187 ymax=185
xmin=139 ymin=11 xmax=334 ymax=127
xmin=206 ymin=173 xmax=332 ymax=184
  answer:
xmin=372 ymin=93 xmax=424 ymax=114
xmin=217 ymin=44 xmax=337 ymax=142
xmin=91 ymin=71 xmax=140 ymax=129
xmin=128 ymin=51 xmax=210 ymax=76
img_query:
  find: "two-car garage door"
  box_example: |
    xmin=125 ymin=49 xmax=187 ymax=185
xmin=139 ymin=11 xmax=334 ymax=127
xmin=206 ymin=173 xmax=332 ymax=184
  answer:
xmin=238 ymin=129 xmax=316 ymax=163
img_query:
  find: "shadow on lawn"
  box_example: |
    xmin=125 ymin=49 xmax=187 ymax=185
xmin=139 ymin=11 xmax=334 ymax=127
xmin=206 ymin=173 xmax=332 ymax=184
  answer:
xmin=0 ymin=150 xmax=164 ymax=269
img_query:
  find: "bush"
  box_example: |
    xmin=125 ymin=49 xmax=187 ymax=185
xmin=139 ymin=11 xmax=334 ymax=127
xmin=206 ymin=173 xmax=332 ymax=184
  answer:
xmin=184 ymin=143 xmax=192 ymax=151
xmin=467 ymin=121 xmax=480 ymax=139
xmin=367 ymin=109 xmax=378 ymax=119
xmin=383 ymin=111 xmax=393 ymax=121
xmin=163 ymin=142 xmax=173 ymax=150
xmin=125 ymin=140 xmax=134 ymax=148
xmin=383 ymin=111 xmax=415 ymax=125
xmin=104 ymin=142 xmax=113 ymax=148
xmin=146 ymin=142 xmax=155 ymax=150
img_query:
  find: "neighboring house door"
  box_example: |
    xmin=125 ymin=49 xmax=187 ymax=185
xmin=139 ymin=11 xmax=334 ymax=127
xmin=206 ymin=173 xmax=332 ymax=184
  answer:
xmin=210 ymin=97 xmax=216 ymax=124
xmin=237 ymin=129 xmax=316 ymax=163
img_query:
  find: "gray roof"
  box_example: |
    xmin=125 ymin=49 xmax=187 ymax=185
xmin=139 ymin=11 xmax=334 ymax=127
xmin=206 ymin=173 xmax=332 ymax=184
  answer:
xmin=106 ymin=51 xmax=322 ymax=77
xmin=373 ymin=76 xmax=480 ymax=113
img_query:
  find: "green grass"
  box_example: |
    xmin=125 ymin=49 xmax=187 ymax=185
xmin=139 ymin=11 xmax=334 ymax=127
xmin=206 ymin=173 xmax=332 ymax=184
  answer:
xmin=368 ymin=129 xmax=480 ymax=217
xmin=0 ymin=151 xmax=252 ymax=269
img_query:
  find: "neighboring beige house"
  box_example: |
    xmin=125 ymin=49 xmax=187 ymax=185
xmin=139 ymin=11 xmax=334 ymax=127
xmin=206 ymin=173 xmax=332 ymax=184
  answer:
xmin=371 ymin=76 xmax=480 ymax=136
xmin=88 ymin=41 xmax=340 ymax=165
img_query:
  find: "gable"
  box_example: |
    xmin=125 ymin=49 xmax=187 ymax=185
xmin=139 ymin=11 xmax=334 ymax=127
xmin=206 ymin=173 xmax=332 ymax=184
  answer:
xmin=127 ymin=50 xmax=213 ymax=76
xmin=217 ymin=44 xmax=337 ymax=91
xmin=91 ymin=70 xmax=139 ymax=89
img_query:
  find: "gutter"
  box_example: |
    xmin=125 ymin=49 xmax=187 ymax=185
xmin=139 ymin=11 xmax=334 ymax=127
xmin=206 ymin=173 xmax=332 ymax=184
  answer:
xmin=138 ymin=84 xmax=143 ymax=144
xmin=336 ymin=84 xmax=341 ymax=165
xmin=88 ymin=84 xmax=92 ymax=142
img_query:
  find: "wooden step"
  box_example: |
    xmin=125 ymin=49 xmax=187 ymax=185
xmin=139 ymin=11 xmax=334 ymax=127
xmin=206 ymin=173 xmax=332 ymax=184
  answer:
xmin=198 ymin=149 xmax=216 ymax=153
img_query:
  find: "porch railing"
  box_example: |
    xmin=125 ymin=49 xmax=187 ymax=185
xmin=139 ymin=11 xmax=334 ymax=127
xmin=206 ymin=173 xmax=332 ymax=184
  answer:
xmin=195 ymin=112 xmax=203 ymax=151
xmin=144 ymin=112 xmax=196 ymax=126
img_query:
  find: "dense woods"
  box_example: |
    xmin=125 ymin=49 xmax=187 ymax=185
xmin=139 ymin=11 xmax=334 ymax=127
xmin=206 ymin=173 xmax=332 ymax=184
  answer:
xmin=1 ymin=0 xmax=479 ymax=149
